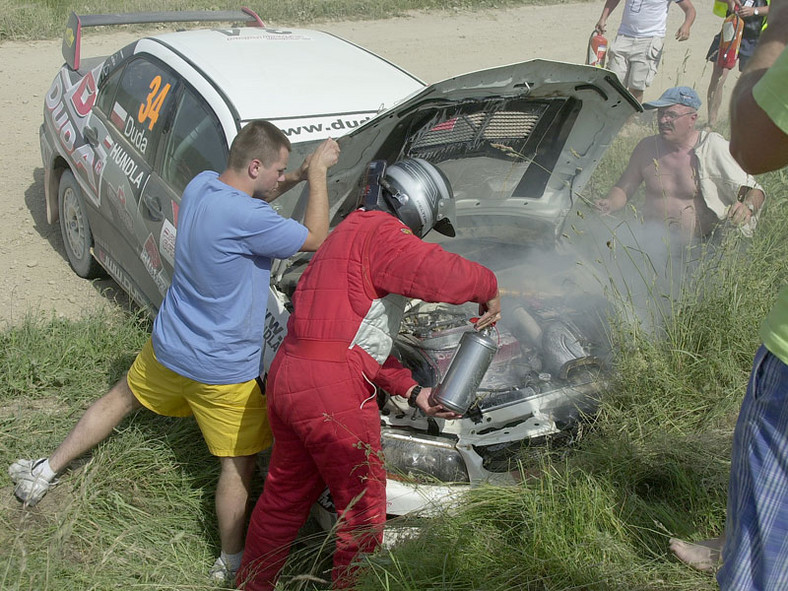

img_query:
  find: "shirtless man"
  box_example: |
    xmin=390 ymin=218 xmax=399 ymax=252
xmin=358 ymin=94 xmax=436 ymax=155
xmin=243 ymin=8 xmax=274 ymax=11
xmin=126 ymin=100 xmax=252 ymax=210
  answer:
xmin=595 ymin=86 xmax=764 ymax=239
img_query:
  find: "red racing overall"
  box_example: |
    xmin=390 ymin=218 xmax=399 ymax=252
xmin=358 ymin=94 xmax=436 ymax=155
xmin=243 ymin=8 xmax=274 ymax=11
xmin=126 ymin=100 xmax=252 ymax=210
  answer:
xmin=237 ymin=210 xmax=498 ymax=590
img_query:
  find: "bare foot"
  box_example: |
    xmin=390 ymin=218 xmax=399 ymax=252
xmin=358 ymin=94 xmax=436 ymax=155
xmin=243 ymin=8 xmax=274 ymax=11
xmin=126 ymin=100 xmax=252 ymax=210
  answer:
xmin=669 ymin=536 xmax=724 ymax=573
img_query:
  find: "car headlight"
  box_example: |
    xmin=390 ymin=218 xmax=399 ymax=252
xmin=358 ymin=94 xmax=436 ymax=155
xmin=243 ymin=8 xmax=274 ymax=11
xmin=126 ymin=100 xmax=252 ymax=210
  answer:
xmin=382 ymin=429 xmax=469 ymax=484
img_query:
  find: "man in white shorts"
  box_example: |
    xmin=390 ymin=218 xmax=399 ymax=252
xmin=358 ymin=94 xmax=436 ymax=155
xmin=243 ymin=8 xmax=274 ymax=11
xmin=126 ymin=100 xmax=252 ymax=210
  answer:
xmin=595 ymin=0 xmax=696 ymax=102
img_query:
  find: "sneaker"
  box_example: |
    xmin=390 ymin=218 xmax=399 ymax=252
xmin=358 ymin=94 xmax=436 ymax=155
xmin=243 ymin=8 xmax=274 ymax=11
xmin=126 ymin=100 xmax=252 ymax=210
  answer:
xmin=209 ymin=555 xmax=237 ymax=584
xmin=8 ymin=458 xmax=55 ymax=507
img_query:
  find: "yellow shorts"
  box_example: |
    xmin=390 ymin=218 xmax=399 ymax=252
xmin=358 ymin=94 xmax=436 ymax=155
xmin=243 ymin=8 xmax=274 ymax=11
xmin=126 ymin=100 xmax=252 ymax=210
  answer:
xmin=127 ymin=338 xmax=272 ymax=457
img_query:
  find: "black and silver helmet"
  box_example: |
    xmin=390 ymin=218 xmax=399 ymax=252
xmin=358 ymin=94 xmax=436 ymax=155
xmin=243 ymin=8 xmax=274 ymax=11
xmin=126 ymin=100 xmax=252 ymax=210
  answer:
xmin=379 ymin=158 xmax=456 ymax=238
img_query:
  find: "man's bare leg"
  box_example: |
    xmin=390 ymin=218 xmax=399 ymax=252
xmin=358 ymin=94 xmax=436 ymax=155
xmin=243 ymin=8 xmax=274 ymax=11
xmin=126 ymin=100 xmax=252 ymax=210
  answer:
xmin=216 ymin=455 xmax=258 ymax=554
xmin=209 ymin=455 xmax=257 ymax=581
xmin=629 ymin=87 xmax=645 ymax=103
xmin=49 ymin=377 xmax=143 ymax=473
xmin=669 ymin=535 xmax=725 ymax=572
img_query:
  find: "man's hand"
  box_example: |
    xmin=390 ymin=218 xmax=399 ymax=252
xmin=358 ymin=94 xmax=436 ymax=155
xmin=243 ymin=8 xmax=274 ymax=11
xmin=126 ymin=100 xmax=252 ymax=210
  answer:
xmin=414 ymin=387 xmax=462 ymax=420
xmin=595 ymin=19 xmax=607 ymax=34
xmin=727 ymin=188 xmax=765 ymax=224
xmin=675 ymin=24 xmax=691 ymax=41
xmin=595 ymin=198 xmax=613 ymax=214
xmin=727 ymin=201 xmax=754 ymax=225
xmin=475 ymin=291 xmax=501 ymax=330
xmin=306 ymin=138 xmax=341 ymax=178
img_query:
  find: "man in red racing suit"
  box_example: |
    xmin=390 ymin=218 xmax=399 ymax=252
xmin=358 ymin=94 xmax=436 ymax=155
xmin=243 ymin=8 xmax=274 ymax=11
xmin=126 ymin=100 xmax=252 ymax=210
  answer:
xmin=237 ymin=160 xmax=500 ymax=590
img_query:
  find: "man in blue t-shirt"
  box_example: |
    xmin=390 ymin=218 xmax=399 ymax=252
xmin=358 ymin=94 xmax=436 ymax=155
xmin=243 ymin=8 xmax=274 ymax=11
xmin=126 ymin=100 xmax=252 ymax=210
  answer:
xmin=7 ymin=120 xmax=340 ymax=583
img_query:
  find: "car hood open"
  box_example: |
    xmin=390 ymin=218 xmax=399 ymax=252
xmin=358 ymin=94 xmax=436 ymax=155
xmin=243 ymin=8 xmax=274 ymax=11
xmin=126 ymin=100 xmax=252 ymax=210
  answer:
xmin=317 ymin=59 xmax=640 ymax=244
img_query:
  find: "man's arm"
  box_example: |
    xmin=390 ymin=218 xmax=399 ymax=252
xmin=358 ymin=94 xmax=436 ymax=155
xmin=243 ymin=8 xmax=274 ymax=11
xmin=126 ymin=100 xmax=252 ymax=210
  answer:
xmin=595 ymin=143 xmax=645 ymax=214
xmin=675 ymin=0 xmax=696 ymax=41
xmin=294 ymin=139 xmax=340 ymax=252
xmin=595 ymin=0 xmax=622 ymax=34
xmin=729 ymin=0 xmax=788 ymax=173
xmin=738 ymin=2 xmax=768 ymax=18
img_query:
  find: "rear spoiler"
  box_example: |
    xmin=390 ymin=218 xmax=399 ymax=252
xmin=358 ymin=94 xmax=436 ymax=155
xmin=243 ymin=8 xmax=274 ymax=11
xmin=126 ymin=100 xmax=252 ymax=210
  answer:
xmin=63 ymin=8 xmax=265 ymax=70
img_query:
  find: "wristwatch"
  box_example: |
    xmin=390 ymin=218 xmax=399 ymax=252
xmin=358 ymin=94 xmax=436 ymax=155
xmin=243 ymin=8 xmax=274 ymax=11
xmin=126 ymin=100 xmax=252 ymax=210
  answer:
xmin=407 ymin=385 xmax=422 ymax=408
xmin=754 ymin=7 xmax=760 ymax=15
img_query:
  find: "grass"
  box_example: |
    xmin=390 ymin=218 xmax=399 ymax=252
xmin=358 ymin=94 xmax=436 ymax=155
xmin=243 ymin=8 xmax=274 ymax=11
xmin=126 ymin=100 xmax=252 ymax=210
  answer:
xmin=0 ymin=0 xmax=592 ymax=41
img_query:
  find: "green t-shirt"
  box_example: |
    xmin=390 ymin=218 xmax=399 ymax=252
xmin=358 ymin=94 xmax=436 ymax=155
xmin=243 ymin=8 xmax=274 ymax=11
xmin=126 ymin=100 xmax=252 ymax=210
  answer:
xmin=754 ymin=47 xmax=788 ymax=364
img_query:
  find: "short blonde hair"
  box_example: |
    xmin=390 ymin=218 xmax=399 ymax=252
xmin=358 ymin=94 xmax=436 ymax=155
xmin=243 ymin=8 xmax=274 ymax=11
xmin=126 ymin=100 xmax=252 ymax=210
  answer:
xmin=227 ymin=120 xmax=291 ymax=171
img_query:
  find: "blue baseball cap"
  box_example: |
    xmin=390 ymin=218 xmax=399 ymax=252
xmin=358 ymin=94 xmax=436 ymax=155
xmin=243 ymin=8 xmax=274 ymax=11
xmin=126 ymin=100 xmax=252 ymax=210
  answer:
xmin=643 ymin=86 xmax=702 ymax=110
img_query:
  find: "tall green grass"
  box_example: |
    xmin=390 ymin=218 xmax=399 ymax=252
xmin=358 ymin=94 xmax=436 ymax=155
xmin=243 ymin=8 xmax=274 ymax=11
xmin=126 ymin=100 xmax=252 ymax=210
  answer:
xmin=0 ymin=0 xmax=591 ymax=41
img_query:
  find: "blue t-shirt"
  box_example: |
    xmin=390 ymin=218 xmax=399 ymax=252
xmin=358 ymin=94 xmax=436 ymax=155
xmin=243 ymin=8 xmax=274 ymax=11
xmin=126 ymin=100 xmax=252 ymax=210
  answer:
xmin=152 ymin=171 xmax=308 ymax=384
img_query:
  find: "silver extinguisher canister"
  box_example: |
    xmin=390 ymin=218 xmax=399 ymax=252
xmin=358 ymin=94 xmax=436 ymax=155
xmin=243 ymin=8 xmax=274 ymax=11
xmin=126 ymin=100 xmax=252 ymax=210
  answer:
xmin=430 ymin=328 xmax=498 ymax=414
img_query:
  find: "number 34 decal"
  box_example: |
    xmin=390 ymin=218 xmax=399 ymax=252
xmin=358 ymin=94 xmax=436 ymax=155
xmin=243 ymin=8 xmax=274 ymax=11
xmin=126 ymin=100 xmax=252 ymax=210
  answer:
xmin=138 ymin=75 xmax=171 ymax=131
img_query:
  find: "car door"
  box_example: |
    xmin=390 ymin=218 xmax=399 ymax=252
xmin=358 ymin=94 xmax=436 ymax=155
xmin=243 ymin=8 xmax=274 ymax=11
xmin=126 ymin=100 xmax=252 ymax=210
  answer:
xmin=92 ymin=55 xmax=179 ymax=309
xmin=138 ymin=84 xmax=229 ymax=309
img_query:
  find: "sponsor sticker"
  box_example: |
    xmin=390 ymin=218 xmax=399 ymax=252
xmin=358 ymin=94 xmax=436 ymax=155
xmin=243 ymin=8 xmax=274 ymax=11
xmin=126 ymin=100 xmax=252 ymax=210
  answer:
xmin=109 ymin=183 xmax=134 ymax=233
xmin=45 ymin=68 xmax=110 ymax=200
xmin=109 ymin=142 xmax=147 ymax=189
xmin=141 ymin=234 xmax=169 ymax=296
xmin=171 ymin=200 xmax=180 ymax=228
xmin=276 ymin=113 xmax=376 ymax=141
xmin=159 ymin=219 xmax=176 ymax=266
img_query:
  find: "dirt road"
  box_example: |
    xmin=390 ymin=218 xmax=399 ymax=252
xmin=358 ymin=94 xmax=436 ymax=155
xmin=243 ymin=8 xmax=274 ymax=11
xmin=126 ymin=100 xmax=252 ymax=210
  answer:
xmin=0 ymin=3 xmax=726 ymax=325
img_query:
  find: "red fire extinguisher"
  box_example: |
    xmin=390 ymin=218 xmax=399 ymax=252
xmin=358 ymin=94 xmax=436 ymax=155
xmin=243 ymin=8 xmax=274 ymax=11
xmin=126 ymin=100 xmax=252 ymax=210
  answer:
xmin=587 ymin=31 xmax=608 ymax=68
xmin=717 ymin=9 xmax=744 ymax=69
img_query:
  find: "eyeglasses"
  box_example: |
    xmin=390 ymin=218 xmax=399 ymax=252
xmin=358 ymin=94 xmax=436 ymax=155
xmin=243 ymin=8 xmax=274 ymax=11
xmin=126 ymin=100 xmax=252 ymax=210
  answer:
xmin=657 ymin=109 xmax=696 ymax=122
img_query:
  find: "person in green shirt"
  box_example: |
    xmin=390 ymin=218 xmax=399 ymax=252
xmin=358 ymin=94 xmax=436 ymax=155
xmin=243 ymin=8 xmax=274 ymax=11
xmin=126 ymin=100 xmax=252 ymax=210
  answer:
xmin=669 ymin=2 xmax=788 ymax=584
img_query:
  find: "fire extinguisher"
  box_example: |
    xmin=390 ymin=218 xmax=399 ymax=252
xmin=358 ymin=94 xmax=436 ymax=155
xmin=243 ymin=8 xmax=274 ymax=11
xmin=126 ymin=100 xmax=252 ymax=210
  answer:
xmin=587 ymin=31 xmax=608 ymax=68
xmin=717 ymin=9 xmax=744 ymax=70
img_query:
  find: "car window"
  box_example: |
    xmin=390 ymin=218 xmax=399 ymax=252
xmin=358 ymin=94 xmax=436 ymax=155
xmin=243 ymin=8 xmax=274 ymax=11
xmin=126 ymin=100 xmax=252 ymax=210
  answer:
xmin=108 ymin=58 xmax=177 ymax=164
xmin=161 ymin=88 xmax=227 ymax=195
xmin=95 ymin=68 xmax=123 ymax=118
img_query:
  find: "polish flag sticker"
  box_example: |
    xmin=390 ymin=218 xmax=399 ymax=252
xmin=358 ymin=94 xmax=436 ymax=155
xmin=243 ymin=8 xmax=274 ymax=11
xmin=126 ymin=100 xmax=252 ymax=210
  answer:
xmin=110 ymin=102 xmax=127 ymax=130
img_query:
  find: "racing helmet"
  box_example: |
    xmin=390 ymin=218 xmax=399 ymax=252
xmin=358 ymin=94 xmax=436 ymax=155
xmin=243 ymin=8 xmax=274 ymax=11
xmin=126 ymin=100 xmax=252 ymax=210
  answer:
xmin=378 ymin=158 xmax=456 ymax=238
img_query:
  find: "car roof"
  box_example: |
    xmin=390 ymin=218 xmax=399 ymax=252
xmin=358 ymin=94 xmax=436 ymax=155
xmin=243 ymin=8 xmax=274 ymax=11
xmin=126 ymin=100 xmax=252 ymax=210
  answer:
xmin=146 ymin=27 xmax=425 ymax=123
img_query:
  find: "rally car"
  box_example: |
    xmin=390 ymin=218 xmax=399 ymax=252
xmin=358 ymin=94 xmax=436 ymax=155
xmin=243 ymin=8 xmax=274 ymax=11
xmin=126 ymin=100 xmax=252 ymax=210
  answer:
xmin=40 ymin=9 xmax=425 ymax=308
xmin=40 ymin=9 xmax=641 ymax=518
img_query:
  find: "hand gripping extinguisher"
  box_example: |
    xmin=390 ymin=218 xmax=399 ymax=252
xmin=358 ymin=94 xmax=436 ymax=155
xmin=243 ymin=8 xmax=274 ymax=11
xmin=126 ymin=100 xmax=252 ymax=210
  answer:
xmin=587 ymin=31 xmax=608 ymax=68
xmin=717 ymin=8 xmax=744 ymax=70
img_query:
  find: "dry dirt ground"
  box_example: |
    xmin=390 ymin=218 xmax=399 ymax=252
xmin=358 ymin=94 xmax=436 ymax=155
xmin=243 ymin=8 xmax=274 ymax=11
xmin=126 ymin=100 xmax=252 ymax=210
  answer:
xmin=0 ymin=3 xmax=728 ymax=326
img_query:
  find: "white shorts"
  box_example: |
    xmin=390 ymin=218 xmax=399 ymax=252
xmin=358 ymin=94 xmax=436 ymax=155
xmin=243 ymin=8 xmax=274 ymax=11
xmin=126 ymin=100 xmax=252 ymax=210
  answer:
xmin=607 ymin=35 xmax=664 ymax=91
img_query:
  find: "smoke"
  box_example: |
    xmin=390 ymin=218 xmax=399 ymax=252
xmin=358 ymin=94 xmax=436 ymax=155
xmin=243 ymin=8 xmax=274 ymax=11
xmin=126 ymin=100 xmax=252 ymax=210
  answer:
xmin=563 ymin=209 xmax=718 ymax=337
xmin=430 ymin=204 xmax=716 ymax=341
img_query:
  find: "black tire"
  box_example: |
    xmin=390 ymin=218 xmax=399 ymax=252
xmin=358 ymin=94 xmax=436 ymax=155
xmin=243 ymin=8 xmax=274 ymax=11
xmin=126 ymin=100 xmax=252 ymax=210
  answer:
xmin=58 ymin=170 xmax=104 ymax=279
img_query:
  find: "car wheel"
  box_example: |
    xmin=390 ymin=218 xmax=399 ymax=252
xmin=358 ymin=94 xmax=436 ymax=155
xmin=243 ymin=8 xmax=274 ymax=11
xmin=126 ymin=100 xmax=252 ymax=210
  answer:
xmin=58 ymin=170 xmax=103 ymax=279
